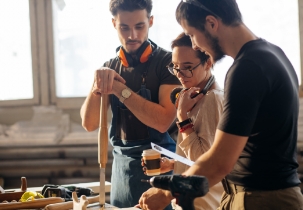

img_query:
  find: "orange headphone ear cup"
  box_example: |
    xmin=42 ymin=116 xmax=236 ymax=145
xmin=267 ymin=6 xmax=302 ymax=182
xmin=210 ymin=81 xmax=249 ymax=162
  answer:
xmin=117 ymin=41 xmax=153 ymax=67
xmin=140 ymin=44 xmax=152 ymax=63
xmin=117 ymin=48 xmax=129 ymax=67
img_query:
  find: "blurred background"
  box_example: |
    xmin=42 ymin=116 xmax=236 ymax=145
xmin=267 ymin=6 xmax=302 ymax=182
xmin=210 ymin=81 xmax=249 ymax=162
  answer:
xmin=0 ymin=0 xmax=302 ymax=195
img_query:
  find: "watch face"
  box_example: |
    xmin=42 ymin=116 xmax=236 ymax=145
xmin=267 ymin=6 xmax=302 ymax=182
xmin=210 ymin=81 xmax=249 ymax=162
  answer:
xmin=122 ymin=89 xmax=131 ymax=98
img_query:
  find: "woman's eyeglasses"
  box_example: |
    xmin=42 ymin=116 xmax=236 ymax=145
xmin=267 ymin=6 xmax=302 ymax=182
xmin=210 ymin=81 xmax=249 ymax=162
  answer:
xmin=167 ymin=62 xmax=201 ymax=78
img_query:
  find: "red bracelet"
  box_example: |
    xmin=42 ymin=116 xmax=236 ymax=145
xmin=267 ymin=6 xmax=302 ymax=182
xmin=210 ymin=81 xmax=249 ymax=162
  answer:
xmin=179 ymin=123 xmax=194 ymax=132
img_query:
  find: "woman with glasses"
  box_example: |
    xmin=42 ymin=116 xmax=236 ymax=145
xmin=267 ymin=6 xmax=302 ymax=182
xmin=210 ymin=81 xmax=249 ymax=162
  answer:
xmin=138 ymin=32 xmax=224 ymax=210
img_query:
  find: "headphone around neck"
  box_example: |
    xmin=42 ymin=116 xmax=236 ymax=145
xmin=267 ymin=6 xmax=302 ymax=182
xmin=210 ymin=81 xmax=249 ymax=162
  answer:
xmin=116 ymin=40 xmax=153 ymax=67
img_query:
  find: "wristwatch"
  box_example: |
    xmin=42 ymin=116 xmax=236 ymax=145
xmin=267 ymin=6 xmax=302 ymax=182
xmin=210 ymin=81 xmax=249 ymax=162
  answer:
xmin=119 ymin=88 xmax=132 ymax=103
xmin=176 ymin=118 xmax=192 ymax=129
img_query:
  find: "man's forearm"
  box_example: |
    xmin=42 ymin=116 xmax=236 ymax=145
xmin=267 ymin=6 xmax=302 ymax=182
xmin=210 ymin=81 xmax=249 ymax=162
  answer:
xmin=80 ymin=92 xmax=101 ymax=132
xmin=123 ymin=93 xmax=175 ymax=132
xmin=182 ymin=151 xmax=227 ymax=188
xmin=112 ymin=81 xmax=178 ymax=133
xmin=182 ymin=130 xmax=249 ymax=188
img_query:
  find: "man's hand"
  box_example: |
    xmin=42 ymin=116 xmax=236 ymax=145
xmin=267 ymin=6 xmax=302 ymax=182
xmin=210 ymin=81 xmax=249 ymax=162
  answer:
xmin=135 ymin=187 xmax=173 ymax=210
xmin=92 ymin=67 xmax=126 ymax=95
xmin=81 ymin=67 xmax=126 ymax=132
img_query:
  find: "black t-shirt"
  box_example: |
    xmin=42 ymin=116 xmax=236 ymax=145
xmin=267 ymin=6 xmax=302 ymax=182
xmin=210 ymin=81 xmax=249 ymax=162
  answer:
xmin=218 ymin=39 xmax=300 ymax=190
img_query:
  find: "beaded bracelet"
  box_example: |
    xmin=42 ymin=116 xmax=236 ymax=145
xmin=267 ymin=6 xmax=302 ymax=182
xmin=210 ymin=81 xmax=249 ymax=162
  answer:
xmin=179 ymin=123 xmax=194 ymax=133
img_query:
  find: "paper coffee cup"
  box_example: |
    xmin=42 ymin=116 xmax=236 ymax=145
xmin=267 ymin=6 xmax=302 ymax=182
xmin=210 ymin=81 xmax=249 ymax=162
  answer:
xmin=142 ymin=149 xmax=161 ymax=176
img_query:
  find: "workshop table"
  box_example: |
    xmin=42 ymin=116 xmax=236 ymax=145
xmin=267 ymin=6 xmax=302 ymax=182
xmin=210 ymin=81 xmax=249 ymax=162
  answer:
xmin=2 ymin=181 xmax=114 ymax=210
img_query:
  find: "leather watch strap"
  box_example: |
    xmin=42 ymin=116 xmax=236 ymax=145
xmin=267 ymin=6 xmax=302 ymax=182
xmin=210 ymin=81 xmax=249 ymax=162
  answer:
xmin=176 ymin=118 xmax=192 ymax=129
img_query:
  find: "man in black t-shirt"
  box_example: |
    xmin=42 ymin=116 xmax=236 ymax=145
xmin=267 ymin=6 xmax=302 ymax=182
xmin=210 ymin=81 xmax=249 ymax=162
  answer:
xmin=174 ymin=0 xmax=303 ymax=209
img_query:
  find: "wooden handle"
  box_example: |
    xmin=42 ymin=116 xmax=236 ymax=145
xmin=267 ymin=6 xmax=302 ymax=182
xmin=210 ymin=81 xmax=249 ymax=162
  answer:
xmin=45 ymin=195 xmax=99 ymax=210
xmin=98 ymin=95 xmax=109 ymax=168
xmin=0 ymin=197 xmax=64 ymax=210
xmin=20 ymin=177 xmax=27 ymax=192
xmin=98 ymin=95 xmax=109 ymax=205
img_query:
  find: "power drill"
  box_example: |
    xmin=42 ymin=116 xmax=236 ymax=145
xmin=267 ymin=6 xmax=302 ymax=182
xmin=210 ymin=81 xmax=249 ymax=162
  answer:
xmin=142 ymin=175 xmax=209 ymax=210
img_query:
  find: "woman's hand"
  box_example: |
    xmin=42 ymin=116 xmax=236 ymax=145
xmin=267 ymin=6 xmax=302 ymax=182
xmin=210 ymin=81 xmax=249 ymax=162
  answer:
xmin=177 ymin=87 xmax=204 ymax=121
xmin=160 ymin=157 xmax=174 ymax=174
xmin=141 ymin=157 xmax=174 ymax=175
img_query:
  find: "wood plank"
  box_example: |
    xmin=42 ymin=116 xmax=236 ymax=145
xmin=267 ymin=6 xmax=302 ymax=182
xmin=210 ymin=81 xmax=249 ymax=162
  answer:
xmin=6 ymin=181 xmax=111 ymax=194
xmin=0 ymin=166 xmax=100 ymax=178
xmin=0 ymin=197 xmax=64 ymax=210
xmin=0 ymin=146 xmax=99 ymax=160
xmin=0 ymin=159 xmax=85 ymax=167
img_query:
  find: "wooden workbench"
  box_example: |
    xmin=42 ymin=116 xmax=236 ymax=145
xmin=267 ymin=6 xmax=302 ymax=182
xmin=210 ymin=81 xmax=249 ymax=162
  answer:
xmin=1 ymin=181 xmax=134 ymax=210
xmin=6 ymin=181 xmax=111 ymax=194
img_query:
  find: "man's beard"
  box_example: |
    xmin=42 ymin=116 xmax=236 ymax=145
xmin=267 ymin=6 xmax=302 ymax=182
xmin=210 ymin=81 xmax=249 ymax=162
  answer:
xmin=204 ymin=30 xmax=225 ymax=62
xmin=126 ymin=40 xmax=142 ymax=55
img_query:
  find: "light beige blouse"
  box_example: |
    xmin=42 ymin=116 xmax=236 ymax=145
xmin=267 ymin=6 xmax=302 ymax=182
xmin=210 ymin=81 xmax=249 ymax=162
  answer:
xmin=173 ymin=89 xmax=224 ymax=210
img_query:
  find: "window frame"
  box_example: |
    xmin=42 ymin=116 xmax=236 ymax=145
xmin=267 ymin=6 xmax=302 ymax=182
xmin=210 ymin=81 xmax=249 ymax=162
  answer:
xmin=0 ymin=0 xmax=40 ymax=107
xmin=47 ymin=0 xmax=96 ymax=108
xmin=0 ymin=0 xmax=302 ymax=108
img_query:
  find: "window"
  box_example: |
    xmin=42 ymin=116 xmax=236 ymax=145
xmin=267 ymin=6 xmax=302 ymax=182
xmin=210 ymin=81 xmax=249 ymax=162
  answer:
xmin=51 ymin=0 xmax=182 ymax=99
xmin=52 ymin=0 xmax=119 ymax=98
xmin=52 ymin=0 xmax=301 ymax=101
xmin=0 ymin=0 xmax=302 ymax=108
xmin=0 ymin=0 xmax=39 ymax=105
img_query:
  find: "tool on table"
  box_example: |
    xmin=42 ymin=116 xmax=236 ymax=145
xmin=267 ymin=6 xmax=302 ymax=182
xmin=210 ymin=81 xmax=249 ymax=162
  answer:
xmin=45 ymin=195 xmax=99 ymax=210
xmin=142 ymin=175 xmax=209 ymax=210
xmin=20 ymin=191 xmax=43 ymax=202
xmin=0 ymin=197 xmax=64 ymax=210
xmin=72 ymin=191 xmax=89 ymax=210
xmin=98 ymin=94 xmax=109 ymax=208
xmin=0 ymin=177 xmax=27 ymax=202
xmin=0 ymin=177 xmax=65 ymax=209
xmin=41 ymin=184 xmax=94 ymax=201
xmin=151 ymin=143 xmax=194 ymax=166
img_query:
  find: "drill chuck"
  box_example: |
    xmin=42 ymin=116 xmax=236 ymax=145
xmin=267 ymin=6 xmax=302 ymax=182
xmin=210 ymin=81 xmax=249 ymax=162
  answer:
xmin=149 ymin=176 xmax=170 ymax=191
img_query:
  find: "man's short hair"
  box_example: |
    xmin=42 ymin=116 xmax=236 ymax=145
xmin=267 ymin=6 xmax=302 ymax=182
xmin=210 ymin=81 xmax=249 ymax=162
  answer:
xmin=176 ymin=0 xmax=242 ymax=31
xmin=110 ymin=0 xmax=153 ymax=18
xmin=171 ymin=32 xmax=210 ymax=65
